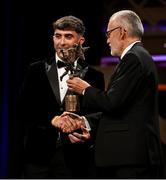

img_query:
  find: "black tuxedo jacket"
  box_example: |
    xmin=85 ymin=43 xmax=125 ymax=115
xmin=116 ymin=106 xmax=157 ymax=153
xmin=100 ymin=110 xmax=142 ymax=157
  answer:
xmin=18 ymin=56 xmax=105 ymax=165
xmin=84 ymin=42 xmax=162 ymax=167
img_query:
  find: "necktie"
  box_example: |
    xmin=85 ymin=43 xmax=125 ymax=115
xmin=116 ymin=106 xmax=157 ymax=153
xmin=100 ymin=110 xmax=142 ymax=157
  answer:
xmin=57 ymin=60 xmax=67 ymax=68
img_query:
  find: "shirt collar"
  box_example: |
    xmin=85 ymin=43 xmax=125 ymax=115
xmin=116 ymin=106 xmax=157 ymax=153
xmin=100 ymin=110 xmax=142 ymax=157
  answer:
xmin=121 ymin=41 xmax=141 ymax=59
xmin=56 ymin=53 xmax=63 ymax=63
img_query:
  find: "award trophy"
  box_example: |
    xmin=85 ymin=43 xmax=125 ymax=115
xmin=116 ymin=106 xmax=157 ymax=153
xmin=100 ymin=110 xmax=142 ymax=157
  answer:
xmin=60 ymin=43 xmax=89 ymax=113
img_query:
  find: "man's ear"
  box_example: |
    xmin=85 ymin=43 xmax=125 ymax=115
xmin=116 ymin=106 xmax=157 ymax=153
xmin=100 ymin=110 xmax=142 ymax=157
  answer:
xmin=79 ymin=37 xmax=85 ymax=45
xmin=120 ymin=27 xmax=127 ymax=40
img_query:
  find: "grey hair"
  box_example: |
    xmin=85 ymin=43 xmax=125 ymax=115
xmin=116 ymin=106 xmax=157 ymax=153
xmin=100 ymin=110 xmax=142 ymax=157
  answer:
xmin=110 ymin=10 xmax=144 ymax=39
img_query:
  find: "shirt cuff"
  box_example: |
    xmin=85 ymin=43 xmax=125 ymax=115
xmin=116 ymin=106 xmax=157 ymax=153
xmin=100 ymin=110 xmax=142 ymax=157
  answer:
xmin=82 ymin=89 xmax=85 ymax=95
xmin=81 ymin=116 xmax=91 ymax=131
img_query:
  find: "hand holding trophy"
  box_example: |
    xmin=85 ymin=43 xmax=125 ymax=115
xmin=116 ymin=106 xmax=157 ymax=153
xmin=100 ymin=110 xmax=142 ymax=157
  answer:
xmin=60 ymin=43 xmax=89 ymax=114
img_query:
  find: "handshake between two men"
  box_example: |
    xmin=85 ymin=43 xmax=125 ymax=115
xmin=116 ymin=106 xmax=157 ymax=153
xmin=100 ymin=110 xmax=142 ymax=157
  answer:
xmin=51 ymin=111 xmax=90 ymax=143
xmin=51 ymin=77 xmax=91 ymax=143
xmin=51 ymin=77 xmax=91 ymax=144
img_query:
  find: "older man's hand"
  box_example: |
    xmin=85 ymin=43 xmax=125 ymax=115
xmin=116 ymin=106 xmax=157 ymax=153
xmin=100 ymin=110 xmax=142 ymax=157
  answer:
xmin=68 ymin=126 xmax=91 ymax=143
xmin=67 ymin=77 xmax=90 ymax=94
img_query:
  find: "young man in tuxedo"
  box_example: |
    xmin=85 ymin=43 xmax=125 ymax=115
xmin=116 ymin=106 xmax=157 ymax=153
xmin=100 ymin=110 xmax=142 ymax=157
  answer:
xmin=66 ymin=10 xmax=163 ymax=178
xmin=18 ymin=15 xmax=105 ymax=178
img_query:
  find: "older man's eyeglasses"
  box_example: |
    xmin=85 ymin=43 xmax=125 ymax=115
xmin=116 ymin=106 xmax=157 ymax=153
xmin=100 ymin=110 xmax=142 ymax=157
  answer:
xmin=105 ymin=26 xmax=121 ymax=38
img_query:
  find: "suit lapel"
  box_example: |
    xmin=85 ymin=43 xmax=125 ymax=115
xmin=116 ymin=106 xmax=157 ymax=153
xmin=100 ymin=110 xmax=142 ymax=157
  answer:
xmin=107 ymin=59 xmax=121 ymax=90
xmin=46 ymin=58 xmax=61 ymax=105
xmin=111 ymin=62 xmax=120 ymax=79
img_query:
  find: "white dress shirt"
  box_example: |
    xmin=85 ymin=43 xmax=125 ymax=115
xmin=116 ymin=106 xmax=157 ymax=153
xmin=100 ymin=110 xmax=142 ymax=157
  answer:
xmin=56 ymin=55 xmax=69 ymax=102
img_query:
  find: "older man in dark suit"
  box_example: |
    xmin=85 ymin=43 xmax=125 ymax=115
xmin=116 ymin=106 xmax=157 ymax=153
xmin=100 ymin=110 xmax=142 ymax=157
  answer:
xmin=66 ymin=10 xmax=163 ymax=178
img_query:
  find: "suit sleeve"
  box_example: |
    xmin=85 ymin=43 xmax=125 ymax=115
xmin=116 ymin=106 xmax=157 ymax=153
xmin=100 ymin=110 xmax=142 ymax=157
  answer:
xmin=83 ymin=54 xmax=144 ymax=114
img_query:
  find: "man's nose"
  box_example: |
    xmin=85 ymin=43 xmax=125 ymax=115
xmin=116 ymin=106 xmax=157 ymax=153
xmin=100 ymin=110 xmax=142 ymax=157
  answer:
xmin=60 ymin=37 xmax=66 ymax=45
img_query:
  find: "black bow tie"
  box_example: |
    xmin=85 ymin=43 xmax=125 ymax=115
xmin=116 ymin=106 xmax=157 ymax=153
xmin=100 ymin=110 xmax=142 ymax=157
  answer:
xmin=57 ymin=60 xmax=67 ymax=68
xmin=57 ymin=60 xmax=76 ymax=69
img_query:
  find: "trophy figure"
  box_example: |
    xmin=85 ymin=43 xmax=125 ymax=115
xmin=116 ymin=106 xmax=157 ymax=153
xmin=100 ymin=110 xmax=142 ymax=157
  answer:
xmin=60 ymin=43 xmax=89 ymax=113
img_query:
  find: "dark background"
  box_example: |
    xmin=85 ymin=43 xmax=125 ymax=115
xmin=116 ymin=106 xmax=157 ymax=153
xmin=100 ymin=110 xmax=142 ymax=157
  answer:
xmin=1 ymin=0 xmax=166 ymax=178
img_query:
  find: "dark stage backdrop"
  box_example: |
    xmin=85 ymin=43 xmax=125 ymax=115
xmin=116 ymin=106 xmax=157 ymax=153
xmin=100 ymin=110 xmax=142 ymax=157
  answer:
xmin=2 ymin=0 xmax=166 ymax=178
xmin=1 ymin=0 xmax=103 ymax=178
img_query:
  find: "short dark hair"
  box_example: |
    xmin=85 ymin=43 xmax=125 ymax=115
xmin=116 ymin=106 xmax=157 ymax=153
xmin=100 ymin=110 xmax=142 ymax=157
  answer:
xmin=53 ymin=15 xmax=85 ymax=35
